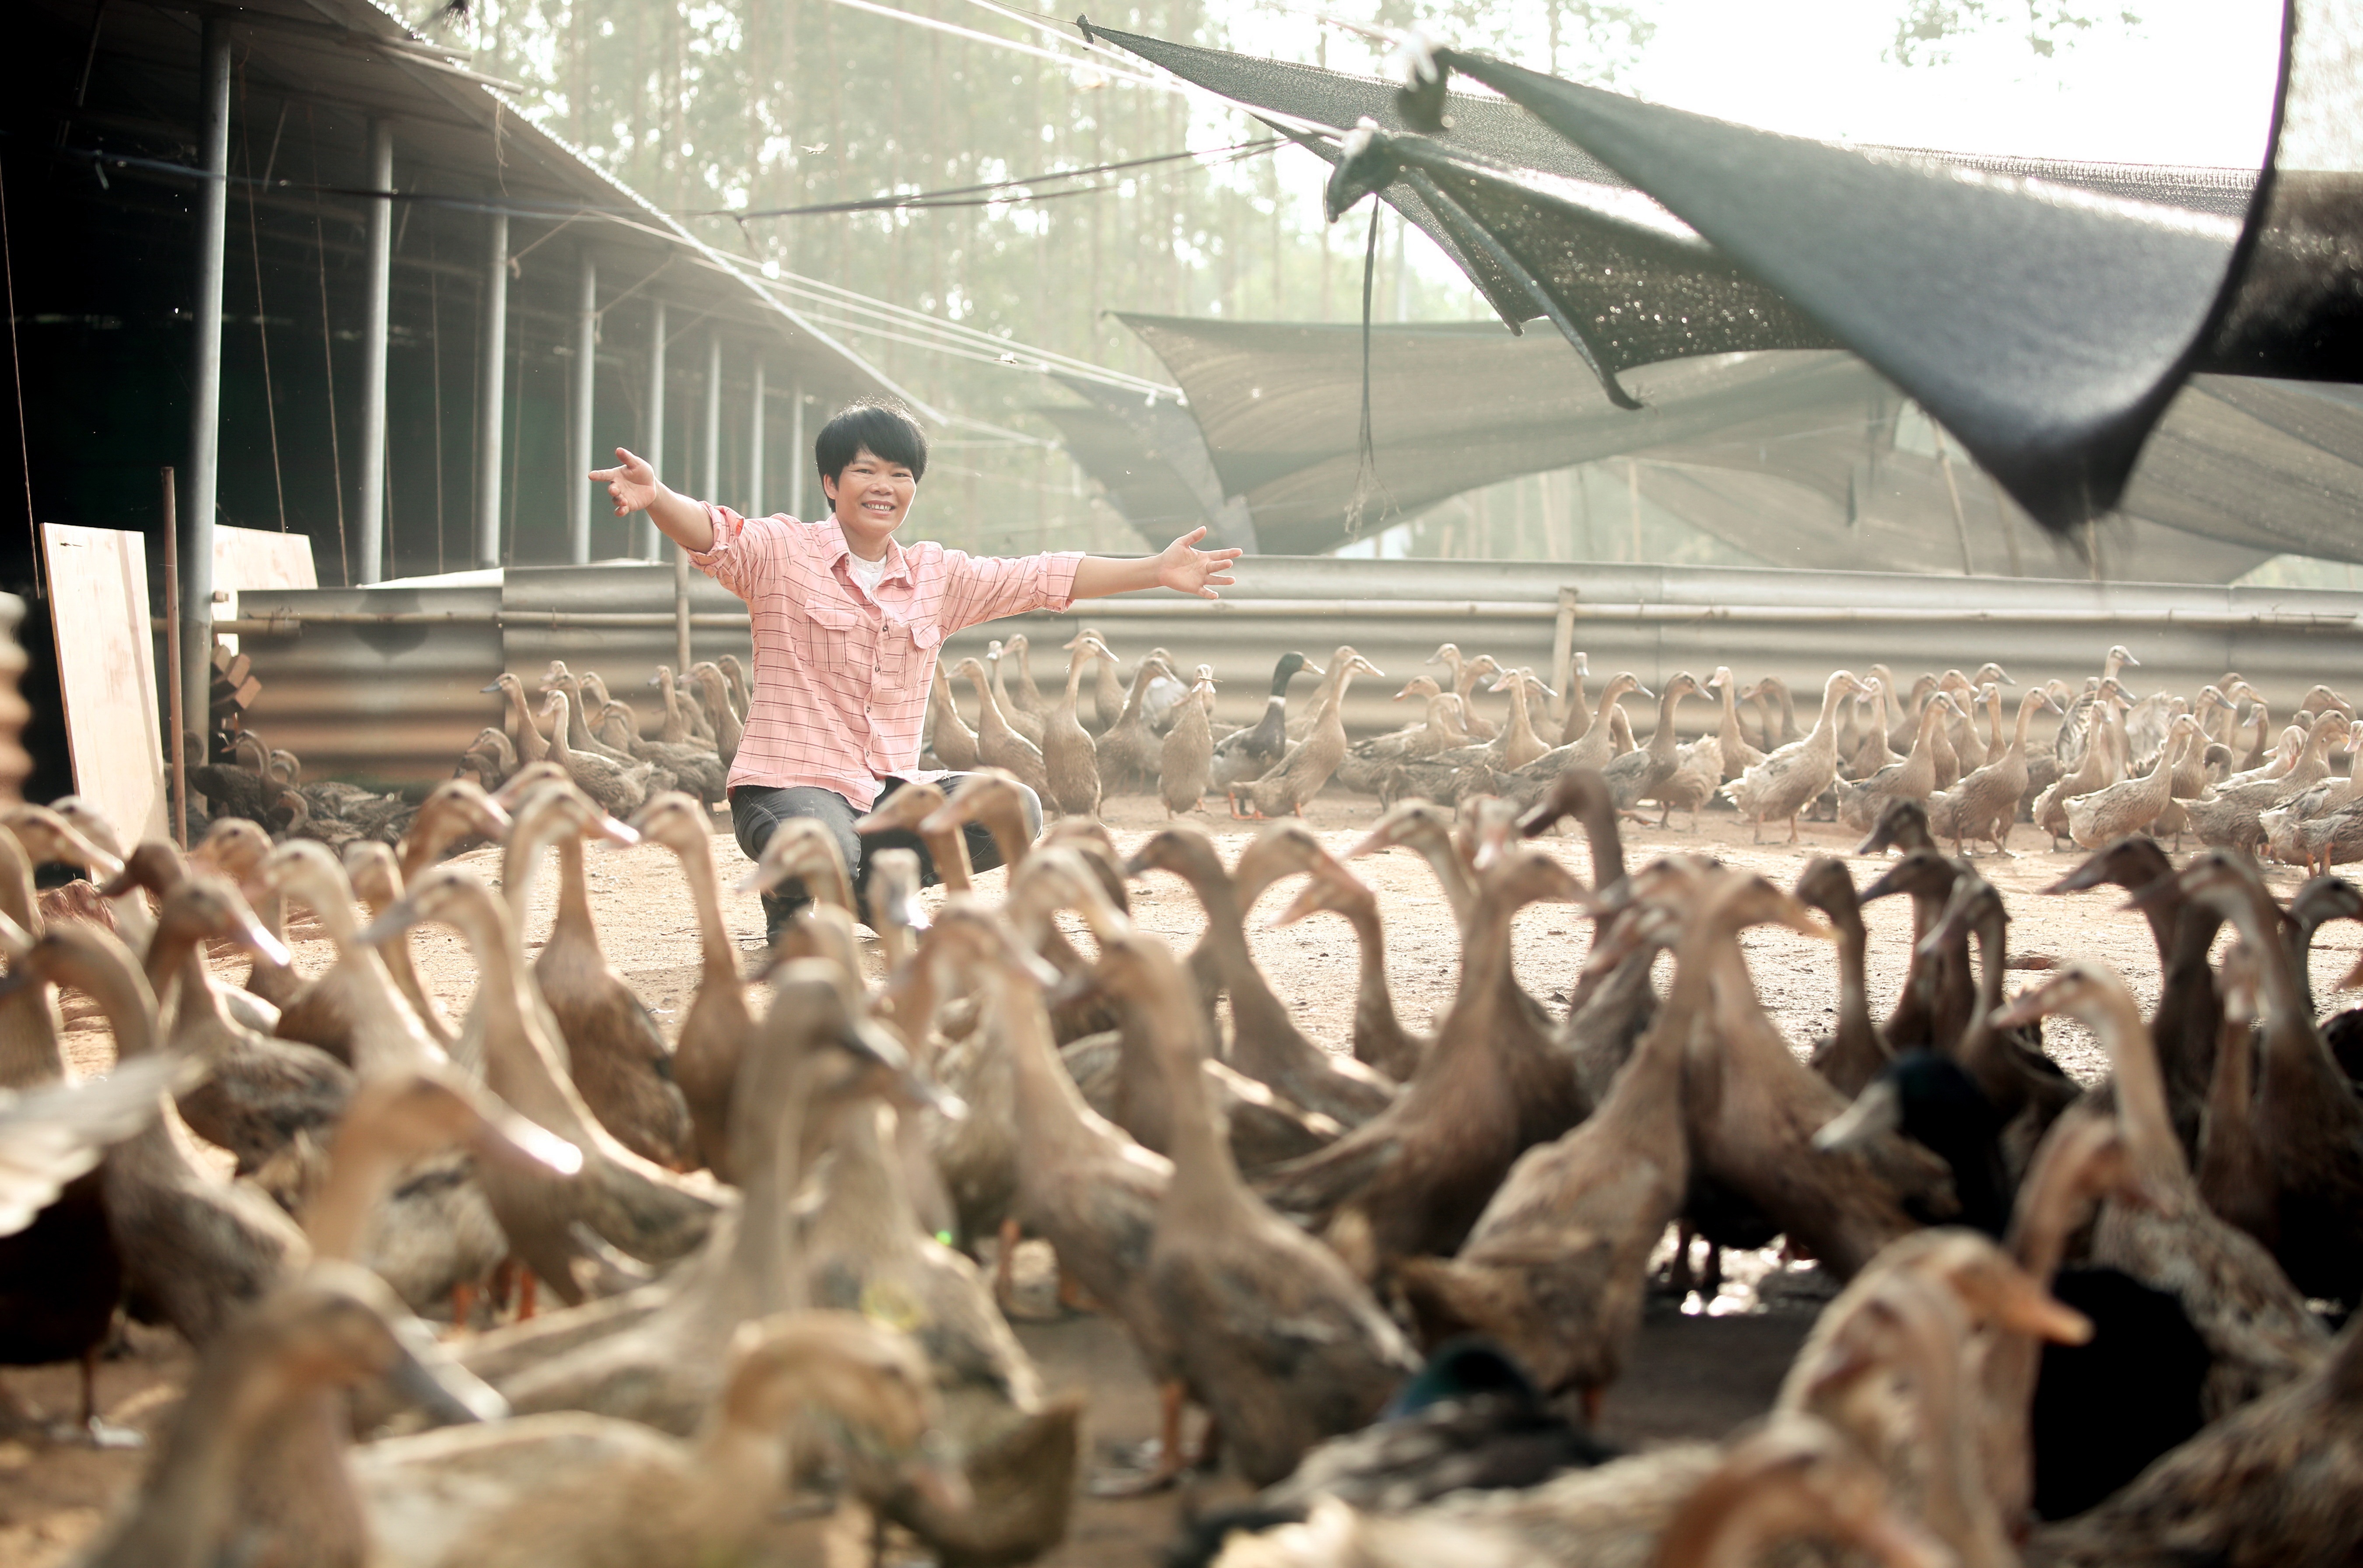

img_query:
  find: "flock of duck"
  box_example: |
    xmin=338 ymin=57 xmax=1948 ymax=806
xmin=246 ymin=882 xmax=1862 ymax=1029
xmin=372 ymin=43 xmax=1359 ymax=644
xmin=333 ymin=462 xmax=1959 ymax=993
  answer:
xmin=7 ymin=632 xmax=2363 ymax=1567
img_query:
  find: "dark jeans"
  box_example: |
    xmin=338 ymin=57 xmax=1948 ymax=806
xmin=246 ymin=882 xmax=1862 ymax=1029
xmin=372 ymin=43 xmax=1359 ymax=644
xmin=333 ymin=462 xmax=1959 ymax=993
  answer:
xmin=729 ymin=774 xmax=1041 ymax=937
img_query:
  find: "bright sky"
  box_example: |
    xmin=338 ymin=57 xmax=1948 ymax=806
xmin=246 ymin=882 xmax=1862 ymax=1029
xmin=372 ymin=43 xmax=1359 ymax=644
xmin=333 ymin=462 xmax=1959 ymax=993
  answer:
xmin=1209 ymin=0 xmax=2287 ymax=168
xmin=1621 ymin=0 xmax=2285 ymax=167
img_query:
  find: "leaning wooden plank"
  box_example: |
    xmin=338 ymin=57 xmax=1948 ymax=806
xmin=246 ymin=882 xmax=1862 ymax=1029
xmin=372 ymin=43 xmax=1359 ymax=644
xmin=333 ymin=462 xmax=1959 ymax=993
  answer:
xmin=42 ymin=524 xmax=169 ymax=844
xmin=211 ymin=526 xmax=317 ymax=657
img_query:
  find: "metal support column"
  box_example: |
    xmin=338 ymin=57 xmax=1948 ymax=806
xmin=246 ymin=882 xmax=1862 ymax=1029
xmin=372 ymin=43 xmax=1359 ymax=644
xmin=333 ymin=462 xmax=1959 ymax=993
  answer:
xmin=568 ymin=248 xmax=596 ymax=564
xmin=639 ymin=298 xmax=665 ymax=559
xmin=747 ymin=356 xmax=764 ymax=519
xmin=181 ymin=15 xmax=231 ymax=732
xmin=353 ymin=119 xmax=394 ymax=584
xmin=788 ymin=382 xmax=806 ymax=520
xmin=473 ymin=211 xmax=505 ymax=567
xmin=702 ymin=330 xmax=722 ymax=503
xmin=474 ymin=209 xmax=508 ymax=567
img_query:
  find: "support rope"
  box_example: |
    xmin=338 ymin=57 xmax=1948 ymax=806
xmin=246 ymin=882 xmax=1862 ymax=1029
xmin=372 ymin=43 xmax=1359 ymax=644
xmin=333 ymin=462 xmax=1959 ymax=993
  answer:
xmin=305 ymin=108 xmax=350 ymax=585
xmin=0 ymin=151 xmax=37 ymax=599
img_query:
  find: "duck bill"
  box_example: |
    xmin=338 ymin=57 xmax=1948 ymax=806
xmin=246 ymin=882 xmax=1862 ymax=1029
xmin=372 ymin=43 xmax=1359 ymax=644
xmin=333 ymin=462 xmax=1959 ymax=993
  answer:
xmin=470 ymin=1101 xmax=585 ymax=1178
xmin=1852 ymin=1506 xmax=1954 ymax=1568
xmin=387 ymin=1318 xmax=510 ymax=1426
xmin=1269 ymin=883 xmax=1329 ymax=928
xmin=2043 ymin=855 xmax=2118 ymax=895
xmin=1814 ymin=1078 xmax=1902 ymax=1156
xmin=1988 ymin=991 xmax=2053 ymax=1032
xmin=228 ymin=913 xmax=293 ymax=970
xmin=353 ymin=900 xmax=422 ymax=948
xmin=479 ymin=679 xmax=506 ymax=695
xmin=1994 ymin=1276 xmax=2093 ymax=1346
xmin=2117 ymin=871 xmax=2182 ymax=912
xmin=592 ymin=817 xmax=640 ymax=849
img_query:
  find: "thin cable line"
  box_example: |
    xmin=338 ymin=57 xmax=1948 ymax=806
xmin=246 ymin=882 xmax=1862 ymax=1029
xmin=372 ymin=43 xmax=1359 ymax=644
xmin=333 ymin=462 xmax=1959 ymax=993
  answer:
xmin=0 ymin=153 xmax=35 ymax=600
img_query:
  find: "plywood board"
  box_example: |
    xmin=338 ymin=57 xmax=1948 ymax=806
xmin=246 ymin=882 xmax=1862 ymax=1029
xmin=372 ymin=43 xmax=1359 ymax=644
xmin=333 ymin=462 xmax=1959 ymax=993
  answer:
xmin=212 ymin=526 xmax=317 ymax=654
xmin=42 ymin=524 xmax=169 ymax=845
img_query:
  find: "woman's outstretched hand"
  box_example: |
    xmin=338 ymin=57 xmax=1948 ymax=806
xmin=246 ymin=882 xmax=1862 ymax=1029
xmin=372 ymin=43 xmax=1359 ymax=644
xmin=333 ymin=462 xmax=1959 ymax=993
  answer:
xmin=1155 ymin=527 xmax=1245 ymax=601
xmin=589 ymin=448 xmax=660 ymax=517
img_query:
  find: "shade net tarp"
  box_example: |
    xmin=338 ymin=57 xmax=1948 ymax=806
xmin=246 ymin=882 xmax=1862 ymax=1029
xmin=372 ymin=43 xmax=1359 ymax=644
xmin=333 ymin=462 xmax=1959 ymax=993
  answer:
xmin=1054 ymin=315 xmax=2363 ymax=578
xmin=1084 ymin=11 xmax=2363 ymax=539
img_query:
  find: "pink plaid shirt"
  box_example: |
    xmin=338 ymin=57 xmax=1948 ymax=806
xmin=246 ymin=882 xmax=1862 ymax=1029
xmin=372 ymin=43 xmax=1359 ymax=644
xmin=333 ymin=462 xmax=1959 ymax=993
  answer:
xmin=688 ymin=505 xmax=1083 ymax=808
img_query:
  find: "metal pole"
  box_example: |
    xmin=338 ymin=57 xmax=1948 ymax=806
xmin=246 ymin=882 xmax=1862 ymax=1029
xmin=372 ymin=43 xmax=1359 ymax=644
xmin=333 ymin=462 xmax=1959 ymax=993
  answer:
xmin=568 ymin=247 xmax=596 ymax=564
xmin=747 ymin=355 xmax=764 ymax=519
xmin=1626 ymin=459 xmax=1641 ymax=564
xmin=182 ymin=16 xmax=229 ymax=733
xmin=639 ymin=298 xmax=665 ymax=559
xmin=685 ymin=327 xmax=719 ymax=678
xmin=474 ymin=208 xmax=508 ymax=567
xmin=701 ymin=329 xmax=721 ymax=503
xmin=161 ymin=469 xmax=186 ymax=848
xmin=1936 ymin=438 xmax=1975 ymax=577
xmin=353 ymin=118 xmax=394 ymax=584
xmin=788 ymin=382 xmax=806 ymax=520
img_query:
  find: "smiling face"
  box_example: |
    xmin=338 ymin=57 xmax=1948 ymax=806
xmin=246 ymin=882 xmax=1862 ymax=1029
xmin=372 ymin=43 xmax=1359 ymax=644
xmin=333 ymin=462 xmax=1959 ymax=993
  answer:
xmin=822 ymin=445 xmax=918 ymax=560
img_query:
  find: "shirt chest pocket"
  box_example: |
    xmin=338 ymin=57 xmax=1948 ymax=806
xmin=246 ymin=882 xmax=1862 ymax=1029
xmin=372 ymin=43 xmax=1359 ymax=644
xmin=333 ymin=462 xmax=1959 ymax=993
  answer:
xmin=800 ymin=601 xmax=873 ymax=677
xmin=879 ymin=619 xmax=943 ymax=689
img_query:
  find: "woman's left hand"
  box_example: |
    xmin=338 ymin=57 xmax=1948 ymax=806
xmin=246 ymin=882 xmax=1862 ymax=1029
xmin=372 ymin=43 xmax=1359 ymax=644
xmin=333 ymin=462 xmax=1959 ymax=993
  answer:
xmin=1155 ymin=527 xmax=1245 ymax=601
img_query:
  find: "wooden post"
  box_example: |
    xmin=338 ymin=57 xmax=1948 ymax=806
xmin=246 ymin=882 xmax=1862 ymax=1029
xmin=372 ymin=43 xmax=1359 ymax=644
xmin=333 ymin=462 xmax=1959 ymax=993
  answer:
xmin=161 ymin=467 xmax=187 ymax=848
xmin=1550 ymin=586 xmax=1578 ymax=728
xmin=1936 ymin=437 xmax=1974 ymax=576
xmin=673 ymin=548 xmax=692 ymax=676
xmin=1626 ymin=459 xmax=1642 ymax=562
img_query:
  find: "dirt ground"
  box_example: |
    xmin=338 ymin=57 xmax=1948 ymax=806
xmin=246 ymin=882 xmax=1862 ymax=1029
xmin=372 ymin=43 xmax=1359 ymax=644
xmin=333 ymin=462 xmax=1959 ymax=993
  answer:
xmin=4 ymin=787 xmax=2349 ymax=1565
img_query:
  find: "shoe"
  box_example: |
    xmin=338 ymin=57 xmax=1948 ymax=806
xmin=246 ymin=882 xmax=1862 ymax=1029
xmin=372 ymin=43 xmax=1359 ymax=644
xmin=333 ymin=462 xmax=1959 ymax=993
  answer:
xmin=761 ymin=889 xmax=811 ymax=946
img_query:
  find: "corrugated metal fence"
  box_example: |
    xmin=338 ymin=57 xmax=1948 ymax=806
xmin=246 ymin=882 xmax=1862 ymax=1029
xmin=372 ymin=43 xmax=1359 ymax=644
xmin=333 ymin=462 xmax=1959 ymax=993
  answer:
xmin=239 ymin=557 xmax=2363 ymax=785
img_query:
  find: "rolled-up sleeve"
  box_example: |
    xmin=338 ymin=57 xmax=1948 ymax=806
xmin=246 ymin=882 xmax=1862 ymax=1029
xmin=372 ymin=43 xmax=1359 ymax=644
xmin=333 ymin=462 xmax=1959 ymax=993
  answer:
xmin=687 ymin=503 xmax=768 ymax=600
xmin=936 ymin=549 xmax=1085 ymax=634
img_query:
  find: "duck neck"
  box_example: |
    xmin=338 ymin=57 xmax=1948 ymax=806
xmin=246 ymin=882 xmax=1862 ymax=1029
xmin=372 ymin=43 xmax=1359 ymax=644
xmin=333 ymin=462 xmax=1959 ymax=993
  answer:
xmin=1646 ymin=685 xmax=1686 ymax=760
xmin=1830 ymin=905 xmax=1879 ymax=1059
xmin=973 ymin=803 xmax=1031 ymax=876
xmin=1805 ymin=679 xmax=1851 ymax=748
xmin=666 ymin=831 xmax=737 ymax=983
xmin=502 ymin=821 xmax=560 ymax=932
xmin=1339 ymin=897 xmax=1411 ymax=1063
xmin=1429 ymin=881 xmax=1527 ymax=1074
xmin=1575 ymin=802 xmax=1628 ymax=891
xmin=2087 ymin=989 xmax=2188 ymax=1184
xmin=448 ymin=895 xmax=602 ymax=1150
xmin=997 ymin=969 xmax=1104 ymax=1161
xmin=542 ymin=700 xmax=575 ymax=766
xmin=922 ymin=824 xmax=972 ymax=893
xmin=1952 ymin=917 xmax=2012 ymax=1098
xmin=561 ymin=682 xmax=600 ymax=752
xmin=107 ymin=1340 xmax=290 ymax=1568
xmin=965 ymin=668 xmax=1009 ymax=738
xmin=2007 ymin=692 xmax=2043 ymax=760
xmin=503 ymin=682 xmax=550 ymax=760
xmin=0 ymin=831 xmax=35 ymax=934
xmin=1501 ymin=679 xmax=1533 ymax=747
xmin=305 ymin=1124 xmax=406 ymax=1262
xmin=1172 ymin=851 xmax=1305 ymax=1071
xmin=396 ymin=808 xmax=464 ymax=884
xmin=1148 ymin=992 xmax=1244 ymax=1224
xmin=553 ymin=833 xmax=597 ymax=948
xmin=1403 ymin=831 xmax=1477 ymax=931
xmin=1062 ymin=648 xmax=1091 ymax=716
xmin=1559 ymin=680 xmax=1593 ymax=745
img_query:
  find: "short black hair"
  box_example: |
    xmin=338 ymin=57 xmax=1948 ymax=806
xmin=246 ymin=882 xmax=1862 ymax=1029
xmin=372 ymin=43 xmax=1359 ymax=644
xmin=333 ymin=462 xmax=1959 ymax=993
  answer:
xmin=815 ymin=399 xmax=928 ymax=490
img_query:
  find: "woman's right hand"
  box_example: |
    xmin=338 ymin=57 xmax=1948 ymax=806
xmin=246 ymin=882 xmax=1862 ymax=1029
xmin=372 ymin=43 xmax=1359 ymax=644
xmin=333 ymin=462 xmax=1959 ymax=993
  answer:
xmin=590 ymin=447 xmax=661 ymax=516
